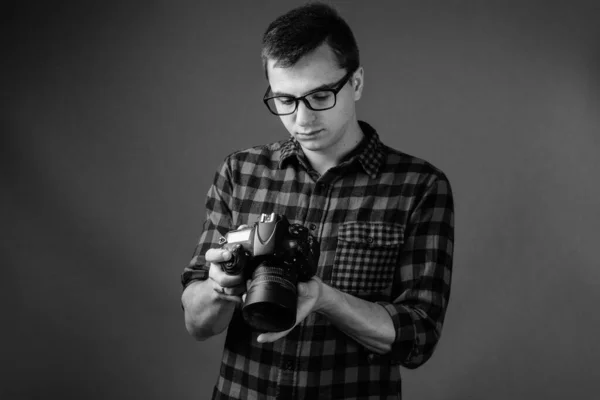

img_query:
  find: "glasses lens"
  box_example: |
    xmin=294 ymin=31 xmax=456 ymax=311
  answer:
xmin=267 ymin=97 xmax=296 ymax=115
xmin=305 ymin=90 xmax=336 ymax=110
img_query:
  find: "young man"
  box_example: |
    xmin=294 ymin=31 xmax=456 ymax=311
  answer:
xmin=181 ymin=3 xmax=454 ymax=399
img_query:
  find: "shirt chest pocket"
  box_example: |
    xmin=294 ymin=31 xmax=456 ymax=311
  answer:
xmin=331 ymin=222 xmax=404 ymax=297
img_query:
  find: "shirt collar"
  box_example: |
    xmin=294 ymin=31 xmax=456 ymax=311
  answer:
xmin=278 ymin=120 xmax=385 ymax=179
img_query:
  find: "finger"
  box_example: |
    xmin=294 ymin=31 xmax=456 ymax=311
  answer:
xmin=209 ymin=272 xmax=246 ymax=290
xmin=257 ymin=328 xmax=292 ymax=343
xmin=213 ymin=290 xmax=242 ymax=304
xmin=235 ymin=224 xmax=250 ymax=230
xmin=212 ymin=282 xmax=243 ymax=304
xmin=208 ymin=261 xmax=246 ymax=287
xmin=213 ymin=285 xmax=245 ymax=297
xmin=297 ymin=282 xmax=308 ymax=297
xmin=217 ymin=293 xmax=242 ymax=304
xmin=205 ymin=248 xmax=232 ymax=263
xmin=210 ymin=274 xmax=247 ymax=293
xmin=223 ymin=282 xmax=247 ymax=297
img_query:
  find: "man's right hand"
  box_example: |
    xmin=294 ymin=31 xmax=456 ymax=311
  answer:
xmin=206 ymin=248 xmax=248 ymax=304
xmin=182 ymin=225 xmax=252 ymax=340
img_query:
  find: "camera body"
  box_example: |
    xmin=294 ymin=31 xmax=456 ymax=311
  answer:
xmin=218 ymin=213 xmax=319 ymax=332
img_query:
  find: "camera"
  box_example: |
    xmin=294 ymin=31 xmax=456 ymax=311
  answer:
xmin=218 ymin=213 xmax=320 ymax=332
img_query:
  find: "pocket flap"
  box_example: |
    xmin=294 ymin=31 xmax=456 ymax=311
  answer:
xmin=337 ymin=221 xmax=404 ymax=247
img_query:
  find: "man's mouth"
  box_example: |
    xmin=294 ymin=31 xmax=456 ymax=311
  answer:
xmin=296 ymin=129 xmax=323 ymax=136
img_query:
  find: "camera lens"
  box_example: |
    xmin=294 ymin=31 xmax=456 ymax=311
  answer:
xmin=242 ymin=261 xmax=298 ymax=332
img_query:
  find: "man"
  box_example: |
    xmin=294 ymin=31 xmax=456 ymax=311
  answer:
xmin=181 ymin=3 xmax=454 ymax=399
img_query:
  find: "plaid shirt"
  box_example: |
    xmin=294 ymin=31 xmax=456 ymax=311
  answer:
xmin=182 ymin=121 xmax=454 ymax=399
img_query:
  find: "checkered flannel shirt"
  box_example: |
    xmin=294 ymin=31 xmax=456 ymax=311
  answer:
xmin=182 ymin=121 xmax=454 ymax=399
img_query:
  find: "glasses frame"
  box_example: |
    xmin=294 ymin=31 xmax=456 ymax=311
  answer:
xmin=263 ymin=69 xmax=355 ymax=116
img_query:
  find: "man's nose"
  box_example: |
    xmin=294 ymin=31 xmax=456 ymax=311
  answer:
xmin=295 ymin=100 xmax=316 ymax=125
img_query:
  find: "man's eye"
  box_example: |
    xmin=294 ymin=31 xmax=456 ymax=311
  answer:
xmin=275 ymin=97 xmax=295 ymax=106
xmin=309 ymin=92 xmax=332 ymax=101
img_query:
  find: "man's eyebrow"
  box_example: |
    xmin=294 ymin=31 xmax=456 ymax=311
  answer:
xmin=271 ymin=82 xmax=335 ymax=97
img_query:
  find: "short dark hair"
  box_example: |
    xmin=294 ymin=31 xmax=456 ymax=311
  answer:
xmin=261 ymin=2 xmax=360 ymax=79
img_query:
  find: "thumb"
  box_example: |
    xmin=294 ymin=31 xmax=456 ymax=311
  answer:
xmin=297 ymin=282 xmax=309 ymax=297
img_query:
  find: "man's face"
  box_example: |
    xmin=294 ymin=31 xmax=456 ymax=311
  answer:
xmin=266 ymin=43 xmax=363 ymax=156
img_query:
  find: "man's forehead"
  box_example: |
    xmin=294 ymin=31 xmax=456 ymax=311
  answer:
xmin=266 ymin=59 xmax=344 ymax=95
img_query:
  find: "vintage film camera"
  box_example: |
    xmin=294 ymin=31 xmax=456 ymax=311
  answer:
xmin=218 ymin=213 xmax=320 ymax=332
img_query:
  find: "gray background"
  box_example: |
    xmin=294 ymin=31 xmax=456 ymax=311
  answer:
xmin=3 ymin=1 xmax=600 ymax=399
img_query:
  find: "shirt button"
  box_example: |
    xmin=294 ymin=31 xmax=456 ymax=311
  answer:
xmin=366 ymin=237 xmax=374 ymax=243
xmin=283 ymin=360 xmax=294 ymax=370
xmin=309 ymin=224 xmax=317 ymax=231
xmin=367 ymin=354 xmax=375 ymax=364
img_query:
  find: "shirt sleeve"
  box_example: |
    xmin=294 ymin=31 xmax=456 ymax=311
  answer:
xmin=377 ymin=172 xmax=455 ymax=368
xmin=181 ymin=158 xmax=235 ymax=288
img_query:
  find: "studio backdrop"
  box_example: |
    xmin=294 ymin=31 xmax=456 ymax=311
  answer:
xmin=3 ymin=1 xmax=600 ymax=399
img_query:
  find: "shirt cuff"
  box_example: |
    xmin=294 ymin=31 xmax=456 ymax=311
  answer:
xmin=181 ymin=255 xmax=210 ymax=289
xmin=375 ymin=301 xmax=420 ymax=366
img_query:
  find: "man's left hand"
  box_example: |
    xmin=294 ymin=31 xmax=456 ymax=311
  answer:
xmin=254 ymin=276 xmax=325 ymax=343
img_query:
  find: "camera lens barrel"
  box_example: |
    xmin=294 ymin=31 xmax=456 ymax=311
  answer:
xmin=242 ymin=262 xmax=299 ymax=332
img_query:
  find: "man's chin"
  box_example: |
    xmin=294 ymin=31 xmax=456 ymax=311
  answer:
xmin=296 ymin=138 xmax=325 ymax=152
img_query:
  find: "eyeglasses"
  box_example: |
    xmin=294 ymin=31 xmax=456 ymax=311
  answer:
xmin=263 ymin=69 xmax=355 ymax=116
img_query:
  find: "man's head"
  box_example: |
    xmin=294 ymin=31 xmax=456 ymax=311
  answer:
xmin=261 ymin=3 xmax=364 ymax=158
xmin=261 ymin=2 xmax=360 ymax=78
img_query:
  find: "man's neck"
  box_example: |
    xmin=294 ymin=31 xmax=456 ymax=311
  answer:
xmin=302 ymin=120 xmax=364 ymax=176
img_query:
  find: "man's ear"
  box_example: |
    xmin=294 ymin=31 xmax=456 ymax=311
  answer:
xmin=352 ymin=66 xmax=364 ymax=101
